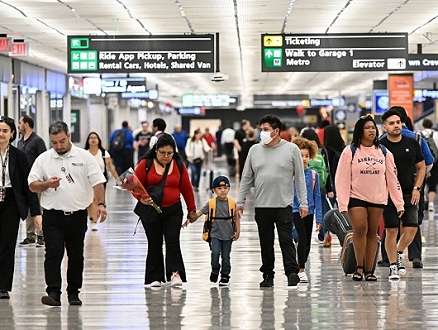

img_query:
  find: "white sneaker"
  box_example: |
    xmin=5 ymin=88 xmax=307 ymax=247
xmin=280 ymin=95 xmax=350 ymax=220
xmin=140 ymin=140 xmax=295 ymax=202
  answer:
xmin=298 ymin=272 xmax=309 ymax=283
xmin=397 ymin=253 xmax=406 ymax=275
xmin=429 ymin=203 xmax=434 ymax=212
xmin=171 ymin=271 xmax=183 ymax=287
xmin=389 ymin=264 xmax=399 ymax=280
xmin=150 ymin=281 xmax=161 ymax=287
xmin=91 ymin=222 xmax=98 ymax=231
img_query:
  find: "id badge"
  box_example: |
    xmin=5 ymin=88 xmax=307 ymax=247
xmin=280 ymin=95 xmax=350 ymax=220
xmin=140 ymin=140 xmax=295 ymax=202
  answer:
xmin=0 ymin=187 xmax=6 ymax=202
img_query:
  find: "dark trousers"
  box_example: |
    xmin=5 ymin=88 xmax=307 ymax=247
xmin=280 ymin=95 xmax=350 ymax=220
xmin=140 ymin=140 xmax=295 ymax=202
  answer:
xmin=408 ymin=187 xmax=424 ymax=260
xmin=141 ymin=201 xmax=186 ymax=284
xmin=42 ymin=209 xmax=87 ymax=295
xmin=0 ymin=189 xmax=19 ymax=291
xmin=292 ymin=213 xmax=314 ymax=269
xmin=113 ymin=149 xmax=134 ymax=175
xmin=255 ymin=206 xmax=299 ymax=276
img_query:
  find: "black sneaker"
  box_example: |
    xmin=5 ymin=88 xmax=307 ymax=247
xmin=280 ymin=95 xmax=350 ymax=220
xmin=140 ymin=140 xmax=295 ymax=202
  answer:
xmin=287 ymin=273 xmax=300 ymax=288
xmin=210 ymin=272 xmax=219 ymax=283
xmin=18 ymin=237 xmax=36 ymax=247
xmin=41 ymin=292 xmax=61 ymax=306
xmin=219 ymin=275 xmax=229 ymax=286
xmin=36 ymin=236 xmax=45 ymax=247
xmin=0 ymin=290 xmax=10 ymax=299
xmin=412 ymin=259 xmax=424 ymax=268
xmin=377 ymin=260 xmax=390 ymax=267
xmin=68 ymin=294 xmax=82 ymax=306
xmin=259 ymin=274 xmax=274 ymax=287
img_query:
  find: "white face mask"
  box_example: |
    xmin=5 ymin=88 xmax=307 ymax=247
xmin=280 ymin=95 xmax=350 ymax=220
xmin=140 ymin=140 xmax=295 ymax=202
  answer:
xmin=260 ymin=130 xmax=274 ymax=145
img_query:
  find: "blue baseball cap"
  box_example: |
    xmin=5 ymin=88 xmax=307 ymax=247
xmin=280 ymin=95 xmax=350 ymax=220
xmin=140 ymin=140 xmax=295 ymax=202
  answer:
xmin=212 ymin=176 xmax=231 ymax=188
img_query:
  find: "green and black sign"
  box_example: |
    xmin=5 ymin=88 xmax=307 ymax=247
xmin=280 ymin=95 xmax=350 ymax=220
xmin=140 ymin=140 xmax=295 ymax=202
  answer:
xmin=261 ymin=33 xmax=408 ymax=72
xmin=68 ymin=34 xmax=215 ymax=74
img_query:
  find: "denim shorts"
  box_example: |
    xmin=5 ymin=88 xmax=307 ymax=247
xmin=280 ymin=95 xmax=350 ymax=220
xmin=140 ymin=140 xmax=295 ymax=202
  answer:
xmin=383 ymin=193 xmax=418 ymax=228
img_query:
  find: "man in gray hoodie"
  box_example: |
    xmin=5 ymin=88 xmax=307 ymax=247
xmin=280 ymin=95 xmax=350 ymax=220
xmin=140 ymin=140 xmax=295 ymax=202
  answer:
xmin=237 ymin=114 xmax=308 ymax=289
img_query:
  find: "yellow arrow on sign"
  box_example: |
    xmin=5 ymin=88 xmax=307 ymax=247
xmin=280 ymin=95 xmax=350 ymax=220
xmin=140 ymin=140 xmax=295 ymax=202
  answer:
xmin=264 ymin=35 xmax=282 ymax=47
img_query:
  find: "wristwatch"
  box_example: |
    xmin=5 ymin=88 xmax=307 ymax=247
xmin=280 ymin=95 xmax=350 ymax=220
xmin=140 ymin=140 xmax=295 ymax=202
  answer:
xmin=413 ymin=186 xmax=421 ymax=191
xmin=98 ymin=202 xmax=107 ymax=207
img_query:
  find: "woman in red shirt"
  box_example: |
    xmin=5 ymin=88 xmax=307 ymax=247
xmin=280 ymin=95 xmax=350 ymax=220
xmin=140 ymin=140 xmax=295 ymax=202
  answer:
xmin=135 ymin=134 xmax=197 ymax=288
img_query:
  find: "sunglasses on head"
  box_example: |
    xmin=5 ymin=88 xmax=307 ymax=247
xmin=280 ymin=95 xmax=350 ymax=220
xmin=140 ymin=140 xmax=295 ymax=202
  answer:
xmin=360 ymin=115 xmax=373 ymax=120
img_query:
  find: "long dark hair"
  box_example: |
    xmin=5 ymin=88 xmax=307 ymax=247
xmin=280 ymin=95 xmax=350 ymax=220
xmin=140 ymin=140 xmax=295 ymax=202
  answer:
xmin=324 ymin=125 xmax=345 ymax=151
xmin=84 ymin=132 xmax=105 ymax=153
xmin=352 ymin=116 xmax=379 ymax=149
xmin=301 ymin=128 xmax=323 ymax=148
xmin=143 ymin=133 xmax=181 ymax=161
xmin=190 ymin=129 xmax=201 ymax=142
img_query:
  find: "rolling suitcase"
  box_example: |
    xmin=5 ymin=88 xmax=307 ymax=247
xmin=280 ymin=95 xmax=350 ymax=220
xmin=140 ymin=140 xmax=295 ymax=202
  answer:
xmin=341 ymin=233 xmax=381 ymax=275
xmin=323 ymin=196 xmax=380 ymax=274
xmin=323 ymin=196 xmax=352 ymax=246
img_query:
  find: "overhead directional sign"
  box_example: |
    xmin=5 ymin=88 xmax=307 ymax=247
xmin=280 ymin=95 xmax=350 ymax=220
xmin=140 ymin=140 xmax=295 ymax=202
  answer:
xmin=67 ymin=35 xmax=215 ymax=74
xmin=262 ymin=33 xmax=408 ymax=72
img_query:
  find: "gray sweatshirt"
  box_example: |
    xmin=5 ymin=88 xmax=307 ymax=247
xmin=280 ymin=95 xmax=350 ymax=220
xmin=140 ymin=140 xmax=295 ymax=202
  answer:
xmin=237 ymin=139 xmax=308 ymax=208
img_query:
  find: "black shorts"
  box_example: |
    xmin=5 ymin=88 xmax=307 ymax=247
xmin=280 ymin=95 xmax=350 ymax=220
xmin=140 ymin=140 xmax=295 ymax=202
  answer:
xmin=383 ymin=193 xmax=418 ymax=228
xmin=348 ymin=197 xmax=385 ymax=210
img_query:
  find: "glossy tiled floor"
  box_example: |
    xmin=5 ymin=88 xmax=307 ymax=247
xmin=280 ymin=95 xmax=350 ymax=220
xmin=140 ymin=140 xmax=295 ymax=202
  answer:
xmin=2 ymin=158 xmax=438 ymax=329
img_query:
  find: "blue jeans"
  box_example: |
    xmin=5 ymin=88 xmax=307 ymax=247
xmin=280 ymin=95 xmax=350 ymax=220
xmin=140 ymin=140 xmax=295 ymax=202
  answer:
xmin=210 ymin=238 xmax=232 ymax=276
xmin=189 ymin=161 xmax=203 ymax=188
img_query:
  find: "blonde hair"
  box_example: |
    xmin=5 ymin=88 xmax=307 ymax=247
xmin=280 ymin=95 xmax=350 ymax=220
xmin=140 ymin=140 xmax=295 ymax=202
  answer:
xmin=292 ymin=136 xmax=318 ymax=160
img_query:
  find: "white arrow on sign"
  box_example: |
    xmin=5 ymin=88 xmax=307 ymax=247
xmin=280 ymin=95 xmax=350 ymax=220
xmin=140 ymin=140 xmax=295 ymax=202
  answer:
xmin=72 ymin=40 xmax=80 ymax=47
xmin=387 ymin=58 xmax=406 ymax=70
xmin=265 ymin=50 xmax=273 ymax=58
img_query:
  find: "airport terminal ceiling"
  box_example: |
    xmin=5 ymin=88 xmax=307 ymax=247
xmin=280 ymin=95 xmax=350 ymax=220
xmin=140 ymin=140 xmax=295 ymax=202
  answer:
xmin=1 ymin=0 xmax=438 ymax=108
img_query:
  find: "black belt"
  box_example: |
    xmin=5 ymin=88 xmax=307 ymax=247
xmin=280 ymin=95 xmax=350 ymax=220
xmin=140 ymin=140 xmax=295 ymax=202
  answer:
xmin=43 ymin=209 xmax=85 ymax=216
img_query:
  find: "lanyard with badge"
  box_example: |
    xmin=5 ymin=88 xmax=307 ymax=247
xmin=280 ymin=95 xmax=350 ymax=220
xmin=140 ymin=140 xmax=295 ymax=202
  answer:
xmin=0 ymin=149 xmax=8 ymax=202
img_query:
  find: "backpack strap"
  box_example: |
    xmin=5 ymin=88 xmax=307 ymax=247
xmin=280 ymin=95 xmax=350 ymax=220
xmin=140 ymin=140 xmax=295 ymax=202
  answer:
xmin=351 ymin=143 xmax=387 ymax=161
xmin=311 ymin=170 xmax=317 ymax=189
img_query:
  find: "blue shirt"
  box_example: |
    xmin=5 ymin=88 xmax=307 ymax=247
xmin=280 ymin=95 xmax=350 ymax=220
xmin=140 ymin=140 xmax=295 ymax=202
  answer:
xmin=109 ymin=128 xmax=134 ymax=149
xmin=293 ymin=168 xmax=322 ymax=223
xmin=380 ymin=125 xmax=434 ymax=165
xmin=172 ymin=130 xmax=188 ymax=149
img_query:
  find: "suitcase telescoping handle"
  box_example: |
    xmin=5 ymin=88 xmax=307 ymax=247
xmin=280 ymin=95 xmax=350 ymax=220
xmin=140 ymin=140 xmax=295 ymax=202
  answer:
xmin=325 ymin=195 xmax=336 ymax=210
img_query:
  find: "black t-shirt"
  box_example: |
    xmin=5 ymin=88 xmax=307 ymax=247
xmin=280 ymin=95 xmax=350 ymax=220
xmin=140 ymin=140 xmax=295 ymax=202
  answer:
xmin=380 ymin=135 xmax=424 ymax=192
xmin=234 ymin=129 xmax=247 ymax=151
xmin=135 ymin=131 xmax=153 ymax=158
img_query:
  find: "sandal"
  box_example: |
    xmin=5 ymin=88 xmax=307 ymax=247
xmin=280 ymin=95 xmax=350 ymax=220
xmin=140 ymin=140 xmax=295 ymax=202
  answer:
xmin=364 ymin=271 xmax=377 ymax=281
xmin=352 ymin=266 xmax=364 ymax=281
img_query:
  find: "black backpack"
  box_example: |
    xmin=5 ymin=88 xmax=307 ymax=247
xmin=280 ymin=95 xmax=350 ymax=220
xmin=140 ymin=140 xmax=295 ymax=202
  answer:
xmin=110 ymin=130 xmax=126 ymax=151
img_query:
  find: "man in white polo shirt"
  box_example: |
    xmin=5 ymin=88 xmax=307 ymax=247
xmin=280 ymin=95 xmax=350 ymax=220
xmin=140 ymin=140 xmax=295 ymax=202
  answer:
xmin=28 ymin=121 xmax=107 ymax=307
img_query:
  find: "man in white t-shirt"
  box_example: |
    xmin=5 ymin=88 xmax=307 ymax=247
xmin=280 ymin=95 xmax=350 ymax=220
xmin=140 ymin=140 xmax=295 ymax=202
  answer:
xmin=28 ymin=121 xmax=106 ymax=307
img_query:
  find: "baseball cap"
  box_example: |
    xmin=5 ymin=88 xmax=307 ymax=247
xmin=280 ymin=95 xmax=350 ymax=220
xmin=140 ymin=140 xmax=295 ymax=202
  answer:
xmin=212 ymin=176 xmax=231 ymax=189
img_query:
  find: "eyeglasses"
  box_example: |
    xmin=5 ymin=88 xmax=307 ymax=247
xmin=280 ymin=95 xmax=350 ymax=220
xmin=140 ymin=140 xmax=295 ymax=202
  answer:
xmin=0 ymin=116 xmax=14 ymax=124
xmin=157 ymin=150 xmax=174 ymax=157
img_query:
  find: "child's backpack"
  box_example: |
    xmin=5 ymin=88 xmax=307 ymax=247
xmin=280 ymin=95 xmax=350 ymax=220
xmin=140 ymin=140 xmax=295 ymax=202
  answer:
xmin=110 ymin=129 xmax=126 ymax=152
xmin=308 ymin=148 xmax=328 ymax=187
xmin=420 ymin=131 xmax=438 ymax=163
xmin=202 ymin=197 xmax=236 ymax=242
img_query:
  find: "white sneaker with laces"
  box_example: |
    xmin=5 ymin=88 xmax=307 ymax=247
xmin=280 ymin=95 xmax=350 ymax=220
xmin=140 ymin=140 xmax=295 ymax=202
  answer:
xmin=397 ymin=253 xmax=406 ymax=275
xmin=388 ymin=264 xmax=399 ymax=280
xmin=150 ymin=281 xmax=161 ymax=287
xmin=171 ymin=271 xmax=183 ymax=287
xmin=298 ymin=272 xmax=309 ymax=283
